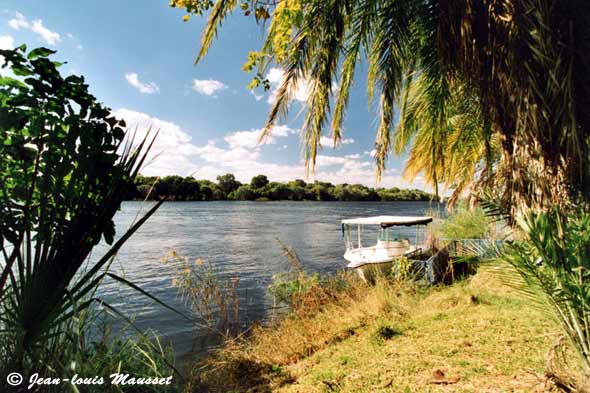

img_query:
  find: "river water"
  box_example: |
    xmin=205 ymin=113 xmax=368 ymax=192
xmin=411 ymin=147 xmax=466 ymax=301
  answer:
xmin=95 ymin=201 xmax=443 ymax=362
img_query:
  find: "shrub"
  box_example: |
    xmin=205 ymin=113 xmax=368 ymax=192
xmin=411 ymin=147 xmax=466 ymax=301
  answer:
xmin=432 ymin=202 xmax=491 ymax=239
xmin=268 ymin=271 xmax=320 ymax=306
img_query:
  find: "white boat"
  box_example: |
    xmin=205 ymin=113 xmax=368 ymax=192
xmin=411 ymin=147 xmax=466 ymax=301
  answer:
xmin=341 ymin=215 xmax=433 ymax=281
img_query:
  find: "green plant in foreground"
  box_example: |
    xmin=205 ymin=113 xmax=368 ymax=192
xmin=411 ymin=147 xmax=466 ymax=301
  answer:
xmin=502 ymin=206 xmax=590 ymax=387
xmin=0 ymin=45 xmax=175 ymax=390
xmin=50 ymin=316 xmax=176 ymax=393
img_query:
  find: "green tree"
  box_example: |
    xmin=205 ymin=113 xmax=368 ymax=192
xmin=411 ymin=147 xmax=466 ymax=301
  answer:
xmin=212 ymin=188 xmax=226 ymax=200
xmin=232 ymin=184 xmax=257 ymax=200
xmin=251 ymin=174 xmax=269 ymax=189
xmin=332 ymin=185 xmax=351 ymax=201
xmin=268 ymin=182 xmax=292 ymax=200
xmin=313 ymin=181 xmax=335 ymax=201
xmin=128 ymin=173 xmax=434 ymax=201
xmin=217 ymin=173 xmax=241 ymax=194
xmin=292 ymin=179 xmax=307 ymax=188
xmin=177 ymin=177 xmax=200 ymax=200
xmin=198 ymin=181 xmax=214 ymax=200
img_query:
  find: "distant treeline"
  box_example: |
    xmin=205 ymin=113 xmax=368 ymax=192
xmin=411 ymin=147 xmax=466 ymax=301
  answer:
xmin=128 ymin=174 xmax=434 ymax=202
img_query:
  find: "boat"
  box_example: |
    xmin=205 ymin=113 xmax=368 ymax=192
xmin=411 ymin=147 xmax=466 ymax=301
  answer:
xmin=341 ymin=215 xmax=434 ymax=282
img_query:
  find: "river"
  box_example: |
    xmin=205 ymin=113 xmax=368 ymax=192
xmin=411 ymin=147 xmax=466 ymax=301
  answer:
xmin=95 ymin=201 xmax=443 ymax=363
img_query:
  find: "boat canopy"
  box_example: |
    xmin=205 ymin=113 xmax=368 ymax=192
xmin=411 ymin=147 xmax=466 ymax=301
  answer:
xmin=341 ymin=215 xmax=433 ymax=227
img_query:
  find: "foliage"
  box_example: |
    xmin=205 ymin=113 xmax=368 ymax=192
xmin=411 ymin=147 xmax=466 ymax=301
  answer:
xmin=268 ymin=271 xmax=320 ymax=307
xmin=164 ymin=250 xmax=240 ymax=335
xmin=391 ymin=256 xmax=413 ymax=281
xmin=431 ymin=203 xmax=491 ymax=240
xmin=398 ymin=78 xmax=496 ymax=202
xmin=502 ymin=206 xmax=590 ymax=381
xmin=0 ymin=45 xmax=172 ymax=388
xmin=250 ymin=174 xmax=269 ymax=189
xmin=38 ymin=318 xmax=177 ymax=393
xmin=130 ymin=174 xmax=434 ymax=201
xmin=216 ymin=173 xmax=240 ymax=194
xmin=175 ymin=0 xmax=590 ymax=216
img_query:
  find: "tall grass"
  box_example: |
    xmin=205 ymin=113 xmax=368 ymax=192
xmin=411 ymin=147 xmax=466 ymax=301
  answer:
xmin=430 ymin=202 xmax=491 ymax=240
xmin=165 ymin=250 xmax=240 ymax=337
xmin=189 ymin=271 xmax=410 ymax=391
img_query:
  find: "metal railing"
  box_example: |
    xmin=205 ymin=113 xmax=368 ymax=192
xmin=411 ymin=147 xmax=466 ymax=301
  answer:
xmin=442 ymin=238 xmax=504 ymax=258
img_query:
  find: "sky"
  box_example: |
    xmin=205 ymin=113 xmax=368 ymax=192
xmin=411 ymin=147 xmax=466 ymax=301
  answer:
xmin=0 ymin=0 xmax=429 ymax=191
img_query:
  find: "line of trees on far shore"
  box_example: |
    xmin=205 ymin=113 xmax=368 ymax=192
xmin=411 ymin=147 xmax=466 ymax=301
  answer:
xmin=128 ymin=174 xmax=434 ymax=202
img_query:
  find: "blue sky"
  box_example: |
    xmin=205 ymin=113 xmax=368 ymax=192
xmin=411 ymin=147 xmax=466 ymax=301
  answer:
xmin=0 ymin=0 xmax=428 ymax=190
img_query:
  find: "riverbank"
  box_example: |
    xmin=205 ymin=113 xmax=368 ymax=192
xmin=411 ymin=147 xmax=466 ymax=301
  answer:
xmin=187 ymin=269 xmax=560 ymax=392
xmin=129 ymin=174 xmax=435 ymax=202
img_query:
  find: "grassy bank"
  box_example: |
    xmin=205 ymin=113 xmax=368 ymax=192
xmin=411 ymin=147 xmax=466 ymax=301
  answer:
xmin=188 ymin=269 xmax=561 ymax=392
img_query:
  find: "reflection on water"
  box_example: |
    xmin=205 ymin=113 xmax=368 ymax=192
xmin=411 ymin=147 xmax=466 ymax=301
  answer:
xmin=94 ymin=201 xmax=443 ymax=362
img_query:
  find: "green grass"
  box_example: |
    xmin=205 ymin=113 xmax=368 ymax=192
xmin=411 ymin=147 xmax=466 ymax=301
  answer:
xmin=190 ymin=271 xmax=561 ymax=392
xmin=281 ymin=278 xmax=555 ymax=392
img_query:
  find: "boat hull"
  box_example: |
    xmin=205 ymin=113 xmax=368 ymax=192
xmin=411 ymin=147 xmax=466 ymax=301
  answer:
xmin=353 ymin=260 xmax=394 ymax=282
xmin=344 ymin=247 xmax=431 ymax=283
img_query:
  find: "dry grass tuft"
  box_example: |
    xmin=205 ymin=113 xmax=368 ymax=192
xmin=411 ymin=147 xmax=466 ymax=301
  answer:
xmin=188 ymin=273 xmax=419 ymax=391
xmin=185 ymin=269 xmax=575 ymax=392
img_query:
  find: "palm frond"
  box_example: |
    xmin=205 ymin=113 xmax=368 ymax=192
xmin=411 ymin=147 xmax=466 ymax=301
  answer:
xmin=196 ymin=0 xmax=239 ymax=64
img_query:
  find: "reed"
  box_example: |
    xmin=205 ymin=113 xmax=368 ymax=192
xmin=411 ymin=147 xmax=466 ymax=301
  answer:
xmin=165 ymin=251 xmax=240 ymax=336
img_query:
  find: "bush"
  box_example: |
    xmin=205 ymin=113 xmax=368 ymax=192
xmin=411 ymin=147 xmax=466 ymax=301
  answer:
xmin=268 ymin=271 xmax=320 ymax=306
xmin=165 ymin=251 xmax=240 ymax=335
xmin=432 ymin=202 xmax=491 ymax=239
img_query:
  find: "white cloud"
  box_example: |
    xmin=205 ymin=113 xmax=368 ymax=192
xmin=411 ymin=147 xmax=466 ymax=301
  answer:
xmin=319 ymin=135 xmax=354 ymax=148
xmin=223 ymin=125 xmax=296 ymax=149
xmin=113 ymin=108 xmax=200 ymax=176
xmin=125 ymin=73 xmax=159 ymax=94
xmin=251 ymin=90 xmax=263 ymax=101
xmin=266 ymin=67 xmax=310 ymax=104
xmin=111 ymin=109 xmax=431 ymax=191
xmin=0 ymin=35 xmax=14 ymax=50
xmin=8 ymin=12 xmax=61 ymax=45
xmin=192 ymin=79 xmax=227 ymax=96
xmin=193 ymin=141 xmax=260 ymax=164
xmin=0 ymin=35 xmax=14 ymax=67
xmin=265 ymin=67 xmax=340 ymax=106
xmin=316 ymin=155 xmax=349 ymax=166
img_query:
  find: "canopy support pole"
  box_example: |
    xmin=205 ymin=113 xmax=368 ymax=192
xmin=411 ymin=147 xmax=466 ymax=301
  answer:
xmin=357 ymin=224 xmax=362 ymax=248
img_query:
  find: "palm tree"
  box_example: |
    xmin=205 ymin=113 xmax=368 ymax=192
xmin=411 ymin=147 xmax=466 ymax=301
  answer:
xmin=395 ymin=75 xmax=493 ymax=203
xmin=173 ymin=0 xmax=590 ymax=216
